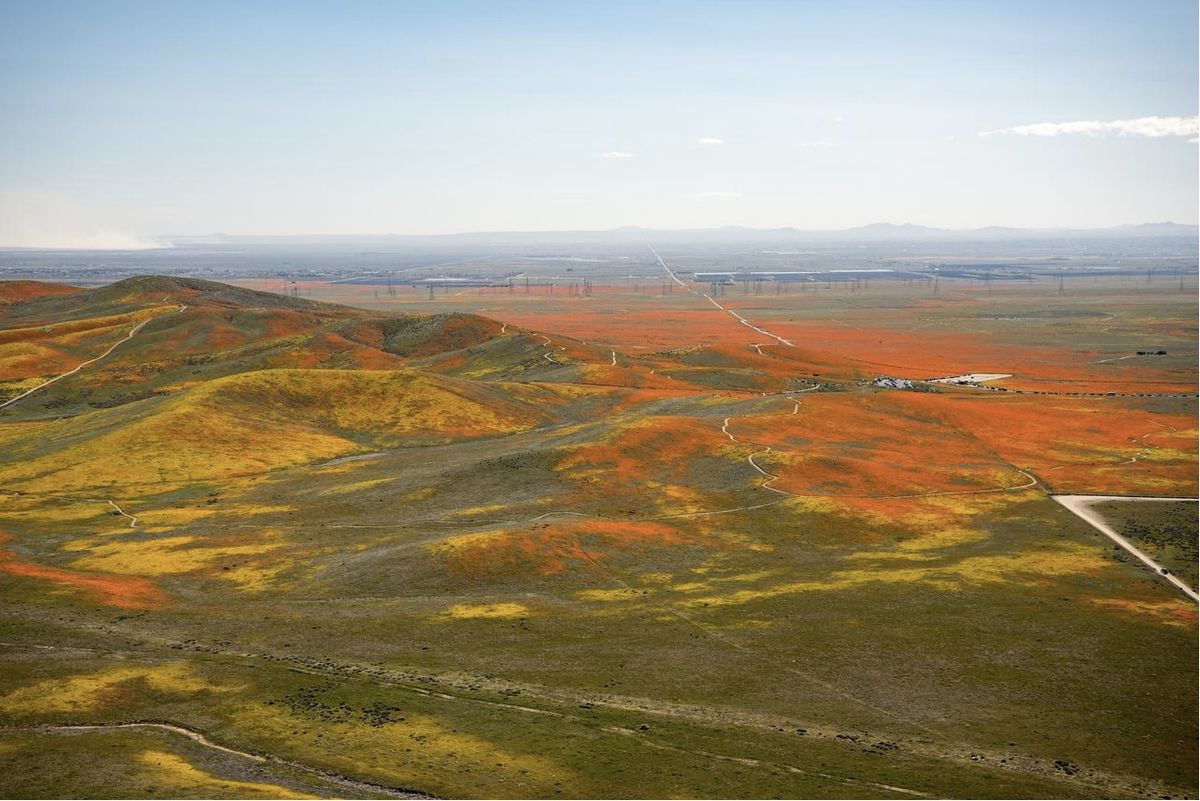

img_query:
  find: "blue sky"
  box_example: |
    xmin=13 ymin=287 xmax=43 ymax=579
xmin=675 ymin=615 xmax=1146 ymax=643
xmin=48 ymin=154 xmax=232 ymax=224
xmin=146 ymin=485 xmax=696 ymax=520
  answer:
xmin=0 ymin=0 xmax=1196 ymax=244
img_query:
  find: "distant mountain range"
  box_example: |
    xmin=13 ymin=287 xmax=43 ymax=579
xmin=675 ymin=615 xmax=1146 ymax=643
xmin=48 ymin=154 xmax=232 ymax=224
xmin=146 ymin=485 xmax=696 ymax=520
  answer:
xmin=7 ymin=223 xmax=1191 ymax=253
xmin=826 ymin=221 xmax=1199 ymax=240
xmin=166 ymin=222 xmax=1199 ymax=248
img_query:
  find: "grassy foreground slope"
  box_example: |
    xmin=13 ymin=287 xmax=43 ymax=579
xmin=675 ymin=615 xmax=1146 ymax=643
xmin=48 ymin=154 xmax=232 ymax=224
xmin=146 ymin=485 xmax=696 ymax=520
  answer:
xmin=0 ymin=277 xmax=1195 ymax=799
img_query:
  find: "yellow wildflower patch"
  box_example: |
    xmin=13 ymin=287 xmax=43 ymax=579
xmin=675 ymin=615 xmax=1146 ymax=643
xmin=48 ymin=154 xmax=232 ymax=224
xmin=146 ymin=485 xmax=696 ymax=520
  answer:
xmin=683 ymin=541 xmax=1108 ymax=608
xmin=0 ymin=663 xmax=234 ymax=715
xmin=445 ymin=503 xmax=509 ymax=517
xmin=575 ymin=588 xmax=640 ymax=602
xmin=318 ymin=478 xmax=394 ymax=496
xmin=70 ymin=535 xmax=280 ymax=577
xmin=232 ymin=704 xmax=572 ymax=793
xmin=443 ymin=602 xmax=529 ymax=619
xmin=137 ymin=750 xmax=316 ymax=799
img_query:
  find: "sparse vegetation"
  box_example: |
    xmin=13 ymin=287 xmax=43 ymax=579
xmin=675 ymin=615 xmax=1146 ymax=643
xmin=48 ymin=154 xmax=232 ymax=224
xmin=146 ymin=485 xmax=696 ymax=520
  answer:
xmin=1093 ymin=500 xmax=1199 ymax=590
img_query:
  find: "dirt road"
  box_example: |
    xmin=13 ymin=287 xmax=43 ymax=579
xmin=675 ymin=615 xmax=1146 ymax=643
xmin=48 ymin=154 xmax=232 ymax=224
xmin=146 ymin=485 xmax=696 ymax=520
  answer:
xmin=1052 ymin=495 xmax=1199 ymax=602
xmin=0 ymin=305 xmax=186 ymax=410
xmin=0 ymin=722 xmax=427 ymax=798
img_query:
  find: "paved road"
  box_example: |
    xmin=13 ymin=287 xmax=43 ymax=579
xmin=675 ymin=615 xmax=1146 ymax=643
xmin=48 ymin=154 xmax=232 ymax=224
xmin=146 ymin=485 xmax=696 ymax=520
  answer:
xmin=649 ymin=244 xmax=688 ymax=288
xmin=1052 ymin=494 xmax=1199 ymax=602
xmin=650 ymin=244 xmax=795 ymax=347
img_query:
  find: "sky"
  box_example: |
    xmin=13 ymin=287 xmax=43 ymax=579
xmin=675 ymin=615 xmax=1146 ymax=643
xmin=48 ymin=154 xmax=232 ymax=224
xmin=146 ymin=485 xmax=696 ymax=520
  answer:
xmin=0 ymin=0 xmax=1196 ymax=245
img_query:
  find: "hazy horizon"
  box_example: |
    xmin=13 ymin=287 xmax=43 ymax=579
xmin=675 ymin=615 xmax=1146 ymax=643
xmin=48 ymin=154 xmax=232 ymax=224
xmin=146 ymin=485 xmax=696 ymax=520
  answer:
xmin=2 ymin=220 xmax=1199 ymax=253
xmin=2 ymin=0 xmax=1197 ymax=248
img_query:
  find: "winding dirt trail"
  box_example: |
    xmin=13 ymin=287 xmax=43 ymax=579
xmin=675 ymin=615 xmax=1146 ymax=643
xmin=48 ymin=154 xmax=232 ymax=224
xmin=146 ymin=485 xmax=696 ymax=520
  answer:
xmin=746 ymin=449 xmax=791 ymax=495
xmin=720 ymin=403 xmax=1038 ymax=502
xmin=2 ymin=489 xmax=139 ymax=530
xmin=1120 ymin=420 xmax=1176 ymax=467
xmin=0 ymin=722 xmax=428 ymax=798
xmin=0 ymin=305 xmax=186 ymax=411
xmin=106 ymin=500 xmax=139 ymax=528
xmin=0 ymin=300 xmax=185 ymax=529
xmin=433 ymin=387 xmax=1038 ymax=531
xmin=534 ymin=333 xmax=568 ymax=364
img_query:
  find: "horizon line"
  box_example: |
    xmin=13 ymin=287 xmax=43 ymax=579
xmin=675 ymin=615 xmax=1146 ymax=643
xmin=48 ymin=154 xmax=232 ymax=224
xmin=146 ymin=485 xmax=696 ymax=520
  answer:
xmin=1 ymin=220 xmax=1197 ymax=253
xmin=169 ymin=220 xmax=1198 ymax=236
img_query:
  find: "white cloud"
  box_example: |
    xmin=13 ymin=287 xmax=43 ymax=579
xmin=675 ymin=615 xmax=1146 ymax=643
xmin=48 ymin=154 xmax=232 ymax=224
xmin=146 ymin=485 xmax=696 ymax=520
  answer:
xmin=0 ymin=190 xmax=160 ymax=250
xmin=980 ymin=115 xmax=1199 ymax=138
xmin=797 ymin=140 xmax=836 ymax=148
xmin=686 ymin=191 xmax=741 ymax=199
xmin=698 ymin=137 xmax=725 ymax=146
xmin=831 ymin=115 xmax=845 ymax=123
xmin=596 ymin=151 xmax=634 ymax=159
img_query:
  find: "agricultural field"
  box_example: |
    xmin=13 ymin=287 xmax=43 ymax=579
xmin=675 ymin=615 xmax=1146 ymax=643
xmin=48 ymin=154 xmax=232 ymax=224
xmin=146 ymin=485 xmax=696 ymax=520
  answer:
xmin=0 ymin=270 xmax=1196 ymax=799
